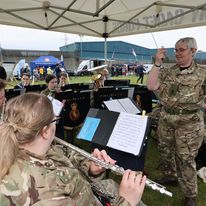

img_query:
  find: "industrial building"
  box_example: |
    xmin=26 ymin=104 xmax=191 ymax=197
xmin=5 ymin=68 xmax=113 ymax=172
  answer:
xmin=0 ymin=41 xmax=205 ymax=74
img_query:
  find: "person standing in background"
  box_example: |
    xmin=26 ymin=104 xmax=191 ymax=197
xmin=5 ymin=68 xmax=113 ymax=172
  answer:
xmin=147 ymin=37 xmax=206 ymax=206
xmin=136 ymin=64 xmax=146 ymax=84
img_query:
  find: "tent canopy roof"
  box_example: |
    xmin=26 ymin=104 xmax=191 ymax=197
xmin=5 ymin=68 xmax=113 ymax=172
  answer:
xmin=30 ymin=55 xmax=60 ymax=70
xmin=31 ymin=55 xmax=60 ymax=64
xmin=0 ymin=0 xmax=206 ymax=38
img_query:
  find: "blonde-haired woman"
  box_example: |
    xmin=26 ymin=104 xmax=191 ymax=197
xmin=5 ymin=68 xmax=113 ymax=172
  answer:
xmin=0 ymin=93 xmax=146 ymax=206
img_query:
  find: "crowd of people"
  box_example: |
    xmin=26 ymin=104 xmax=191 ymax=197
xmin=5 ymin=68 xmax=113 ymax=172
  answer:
xmin=0 ymin=36 xmax=205 ymax=206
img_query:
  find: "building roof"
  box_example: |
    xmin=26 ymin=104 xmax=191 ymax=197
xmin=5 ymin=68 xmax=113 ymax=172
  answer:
xmin=60 ymin=41 xmax=153 ymax=62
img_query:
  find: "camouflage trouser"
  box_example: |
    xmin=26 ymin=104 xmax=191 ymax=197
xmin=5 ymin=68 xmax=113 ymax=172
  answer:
xmin=157 ymin=111 xmax=204 ymax=197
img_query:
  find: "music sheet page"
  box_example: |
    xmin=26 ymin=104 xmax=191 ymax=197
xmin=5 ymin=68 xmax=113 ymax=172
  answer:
xmin=107 ymin=112 xmax=148 ymax=155
xmin=103 ymin=99 xmax=126 ymax=112
xmin=119 ymin=98 xmax=141 ymax=114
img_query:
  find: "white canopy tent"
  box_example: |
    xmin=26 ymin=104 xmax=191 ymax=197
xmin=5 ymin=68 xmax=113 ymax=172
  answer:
xmin=0 ymin=0 xmax=206 ymax=59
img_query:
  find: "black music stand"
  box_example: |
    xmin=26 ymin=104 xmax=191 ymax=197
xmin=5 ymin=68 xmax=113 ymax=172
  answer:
xmin=55 ymin=90 xmax=91 ymax=143
xmin=25 ymin=84 xmax=47 ymax=93
xmin=104 ymin=79 xmax=130 ymax=87
xmin=61 ymin=83 xmax=92 ymax=92
xmin=93 ymin=87 xmax=129 ymax=109
xmin=130 ymin=84 xmax=153 ymax=113
xmin=5 ymin=88 xmax=25 ymax=100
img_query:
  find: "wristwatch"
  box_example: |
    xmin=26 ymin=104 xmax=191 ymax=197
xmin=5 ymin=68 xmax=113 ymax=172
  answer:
xmin=154 ymin=63 xmax=163 ymax=69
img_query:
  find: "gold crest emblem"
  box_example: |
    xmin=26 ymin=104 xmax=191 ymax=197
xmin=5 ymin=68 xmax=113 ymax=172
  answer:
xmin=69 ymin=102 xmax=80 ymax=121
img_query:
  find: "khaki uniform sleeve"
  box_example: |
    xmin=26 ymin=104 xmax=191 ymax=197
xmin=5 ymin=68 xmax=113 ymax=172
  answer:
xmin=48 ymin=145 xmax=105 ymax=182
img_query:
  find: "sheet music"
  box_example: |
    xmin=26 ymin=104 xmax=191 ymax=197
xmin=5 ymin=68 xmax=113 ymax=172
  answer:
xmin=48 ymin=96 xmax=63 ymax=116
xmin=119 ymin=98 xmax=141 ymax=114
xmin=128 ymin=87 xmax=134 ymax=98
xmin=107 ymin=113 xmax=148 ymax=155
xmin=103 ymin=99 xmax=126 ymax=113
xmin=104 ymin=98 xmax=141 ymax=114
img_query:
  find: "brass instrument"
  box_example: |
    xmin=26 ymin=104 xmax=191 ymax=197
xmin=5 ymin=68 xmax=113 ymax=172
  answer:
xmin=91 ymin=73 xmax=102 ymax=81
xmin=54 ymin=137 xmax=173 ymax=197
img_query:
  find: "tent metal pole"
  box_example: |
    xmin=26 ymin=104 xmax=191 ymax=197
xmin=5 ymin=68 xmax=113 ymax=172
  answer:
xmin=104 ymin=37 xmax=107 ymax=63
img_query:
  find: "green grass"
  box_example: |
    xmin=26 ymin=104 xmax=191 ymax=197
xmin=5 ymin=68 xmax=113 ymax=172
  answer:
xmin=7 ymin=74 xmax=206 ymax=205
xmin=6 ymin=74 xmax=147 ymax=89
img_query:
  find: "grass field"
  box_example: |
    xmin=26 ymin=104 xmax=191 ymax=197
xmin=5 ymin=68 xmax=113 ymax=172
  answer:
xmin=7 ymin=74 xmax=206 ymax=205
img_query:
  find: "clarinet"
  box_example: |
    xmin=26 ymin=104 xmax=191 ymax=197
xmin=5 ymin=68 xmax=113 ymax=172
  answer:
xmin=54 ymin=137 xmax=173 ymax=197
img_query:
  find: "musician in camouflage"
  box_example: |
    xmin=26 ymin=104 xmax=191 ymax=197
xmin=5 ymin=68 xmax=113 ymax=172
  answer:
xmin=147 ymin=37 xmax=206 ymax=206
xmin=0 ymin=93 xmax=146 ymax=206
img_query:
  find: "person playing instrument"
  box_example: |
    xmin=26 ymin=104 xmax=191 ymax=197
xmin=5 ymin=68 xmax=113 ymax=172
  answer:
xmin=41 ymin=74 xmax=62 ymax=97
xmin=0 ymin=93 xmax=146 ymax=206
xmin=147 ymin=37 xmax=206 ymax=206
xmin=59 ymin=71 xmax=70 ymax=88
xmin=14 ymin=72 xmax=31 ymax=89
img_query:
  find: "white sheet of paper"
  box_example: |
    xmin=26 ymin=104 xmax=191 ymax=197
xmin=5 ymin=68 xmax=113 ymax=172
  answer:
xmin=104 ymin=98 xmax=141 ymax=114
xmin=48 ymin=96 xmax=63 ymax=116
xmin=107 ymin=112 xmax=147 ymax=155
xmin=103 ymin=99 xmax=126 ymax=113
xmin=119 ymin=98 xmax=141 ymax=114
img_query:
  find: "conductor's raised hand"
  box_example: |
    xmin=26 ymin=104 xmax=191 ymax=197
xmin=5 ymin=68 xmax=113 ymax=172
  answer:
xmin=155 ymin=47 xmax=167 ymax=65
xmin=89 ymin=148 xmax=116 ymax=176
xmin=119 ymin=170 xmax=146 ymax=206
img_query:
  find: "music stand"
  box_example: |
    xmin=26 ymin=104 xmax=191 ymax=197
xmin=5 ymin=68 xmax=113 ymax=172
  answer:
xmin=5 ymin=88 xmax=25 ymax=100
xmin=104 ymin=79 xmax=130 ymax=87
xmin=93 ymin=87 xmax=129 ymax=109
xmin=61 ymin=83 xmax=92 ymax=92
xmin=25 ymin=84 xmax=47 ymax=93
xmin=130 ymin=84 xmax=153 ymax=113
xmin=55 ymin=90 xmax=91 ymax=143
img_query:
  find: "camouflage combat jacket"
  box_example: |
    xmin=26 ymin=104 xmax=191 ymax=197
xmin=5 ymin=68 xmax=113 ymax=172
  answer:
xmin=41 ymin=88 xmax=56 ymax=97
xmin=155 ymin=61 xmax=206 ymax=111
xmin=0 ymin=145 xmax=131 ymax=206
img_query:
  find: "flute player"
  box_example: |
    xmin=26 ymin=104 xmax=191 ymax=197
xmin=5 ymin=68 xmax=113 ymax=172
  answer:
xmin=0 ymin=93 xmax=146 ymax=206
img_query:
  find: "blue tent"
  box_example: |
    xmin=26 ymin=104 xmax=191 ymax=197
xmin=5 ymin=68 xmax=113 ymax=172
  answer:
xmin=30 ymin=55 xmax=62 ymax=71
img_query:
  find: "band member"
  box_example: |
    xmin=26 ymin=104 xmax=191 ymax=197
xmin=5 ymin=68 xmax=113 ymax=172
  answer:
xmin=14 ymin=73 xmax=31 ymax=89
xmin=59 ymin=72 xmax=70 ymax=87
xmin=0 ymin=93 xmax=146 ymax=206
xmin=41 ymin=74 xmax=62 ymax=97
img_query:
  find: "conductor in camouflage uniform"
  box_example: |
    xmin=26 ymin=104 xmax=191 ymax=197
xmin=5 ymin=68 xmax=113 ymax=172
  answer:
xmin=147 ymin=37 xmax=206 ymax=206
xmin=0 ymin=93 xmax=146 ymax=206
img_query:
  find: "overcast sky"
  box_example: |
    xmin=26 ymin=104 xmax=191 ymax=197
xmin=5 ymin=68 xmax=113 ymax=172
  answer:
xmin=0 ymin=24 xmax=206 ymax=51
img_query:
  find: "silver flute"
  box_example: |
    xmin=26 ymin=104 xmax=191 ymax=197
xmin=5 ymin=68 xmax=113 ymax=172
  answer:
xmin=54 ymin=137 xmax=173 ymax=197
xmin=0 ymin=101 xmax=6 ymax=121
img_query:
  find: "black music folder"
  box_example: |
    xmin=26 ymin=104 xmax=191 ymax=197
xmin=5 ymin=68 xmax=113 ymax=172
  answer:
xmin=103 ymin=97 xmax=142 ymax=114
xmin=77 ymin=108 xmax=150 ymax=156
xmin=55 ymin=90 xmax=91 ymax=128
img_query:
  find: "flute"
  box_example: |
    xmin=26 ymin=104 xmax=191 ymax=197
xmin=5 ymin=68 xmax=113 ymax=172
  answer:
xmin=54 ymin=137 xmax=173 ymax=197
xmin=0 ymin=101 xmax=6 ymax=121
